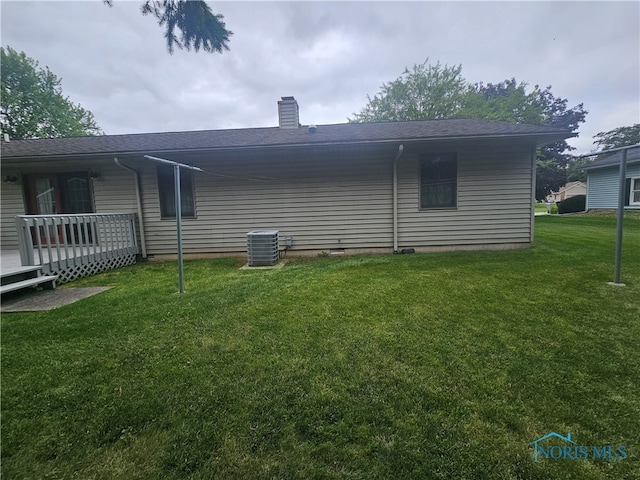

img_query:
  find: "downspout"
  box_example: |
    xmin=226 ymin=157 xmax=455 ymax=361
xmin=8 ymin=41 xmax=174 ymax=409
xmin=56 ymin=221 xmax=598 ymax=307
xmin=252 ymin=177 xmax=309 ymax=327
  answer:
xmin=114 ymin=157 xmax=147 ymax=258
xmin=393 ymin=144 xmax=404 ymax=253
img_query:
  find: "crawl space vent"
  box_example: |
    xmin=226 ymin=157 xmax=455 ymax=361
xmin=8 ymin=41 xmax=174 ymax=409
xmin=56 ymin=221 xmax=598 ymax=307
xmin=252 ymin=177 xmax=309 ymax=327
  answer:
xmin=247 ymin=230 xmax=279 ymax=266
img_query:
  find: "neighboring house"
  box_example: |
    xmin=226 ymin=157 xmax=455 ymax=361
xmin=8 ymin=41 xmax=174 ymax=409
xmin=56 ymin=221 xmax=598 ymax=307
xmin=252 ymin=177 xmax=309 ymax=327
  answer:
xmin=1 ymin=97 xmax=572 ymax=263
xmin=547 ymin=181 xmax=586 ymax=203
xmin=585 ymin=146 xmax=640 ymax=210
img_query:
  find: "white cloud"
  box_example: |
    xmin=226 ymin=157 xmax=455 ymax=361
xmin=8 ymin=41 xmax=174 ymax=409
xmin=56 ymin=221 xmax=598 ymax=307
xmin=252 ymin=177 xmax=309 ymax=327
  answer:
xmin=1 ymin=1 xmax=638 ymax=154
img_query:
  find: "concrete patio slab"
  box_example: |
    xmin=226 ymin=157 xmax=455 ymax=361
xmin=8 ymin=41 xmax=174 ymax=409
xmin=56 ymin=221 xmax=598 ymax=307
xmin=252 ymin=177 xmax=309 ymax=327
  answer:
xmin=1 ymin=286 xmax=113 ymax=312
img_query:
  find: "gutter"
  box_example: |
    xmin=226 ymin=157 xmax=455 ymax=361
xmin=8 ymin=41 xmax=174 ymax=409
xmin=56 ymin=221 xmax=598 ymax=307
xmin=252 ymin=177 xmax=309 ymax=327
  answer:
xmin=114 ymin=157 xmax=147 ymax=258
xmin=392 ymin=145 xmax=404 ymax=253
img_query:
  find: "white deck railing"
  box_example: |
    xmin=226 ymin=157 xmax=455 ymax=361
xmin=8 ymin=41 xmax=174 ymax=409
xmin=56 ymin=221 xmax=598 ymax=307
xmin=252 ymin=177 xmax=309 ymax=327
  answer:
xmin=15 ymin=213 xmax=139 ymax=284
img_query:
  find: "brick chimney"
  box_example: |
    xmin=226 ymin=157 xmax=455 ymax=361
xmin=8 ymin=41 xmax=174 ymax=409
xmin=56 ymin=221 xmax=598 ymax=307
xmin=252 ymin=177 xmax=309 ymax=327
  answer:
xmin=278 ymin=96 xmax=299 ymax=129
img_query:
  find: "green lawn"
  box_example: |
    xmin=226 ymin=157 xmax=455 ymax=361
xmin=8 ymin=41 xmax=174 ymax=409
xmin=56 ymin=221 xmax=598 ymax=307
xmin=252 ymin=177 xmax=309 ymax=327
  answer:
xmin=2 ymin=214 xmax=639 ymax=479
xmin=534 ymin=202 xmax=558 ymax=214
xmin=534 ymin=202 xmax=549 ymax=213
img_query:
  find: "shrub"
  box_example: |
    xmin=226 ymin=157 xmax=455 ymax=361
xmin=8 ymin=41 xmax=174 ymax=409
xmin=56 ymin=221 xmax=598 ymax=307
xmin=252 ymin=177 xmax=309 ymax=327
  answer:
xmin=557 ymin=195 xmax=586 ymax=214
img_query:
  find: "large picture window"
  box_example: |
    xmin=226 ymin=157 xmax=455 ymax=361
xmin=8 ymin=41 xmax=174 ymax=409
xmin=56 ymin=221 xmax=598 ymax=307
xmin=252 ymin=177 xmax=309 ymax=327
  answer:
xmin=420 ymin=153 xmax=457 ymax=209
xmin=157 ymin=165 xmax=195 ymax=218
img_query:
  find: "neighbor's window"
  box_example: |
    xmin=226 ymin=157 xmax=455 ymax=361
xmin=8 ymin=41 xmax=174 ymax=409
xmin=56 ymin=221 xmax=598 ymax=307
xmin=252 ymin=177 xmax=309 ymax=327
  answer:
xmin=420 ymin=153 xmax=457 ymax=209
xmin=631 ymin=177 xmax=640 ymax=205
xmin=157 ymin=165 xmax=195 ymax=218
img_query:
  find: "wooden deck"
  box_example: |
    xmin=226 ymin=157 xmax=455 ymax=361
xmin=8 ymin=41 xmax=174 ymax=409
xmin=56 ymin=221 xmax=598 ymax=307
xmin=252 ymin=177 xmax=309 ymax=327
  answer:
xmin=1 ymin=247 xmax=125 ymax=275
xmin=8 ymin=213 xmax=139 ymax=284
xmin=1 ymin=250 xmax=24 ymax=274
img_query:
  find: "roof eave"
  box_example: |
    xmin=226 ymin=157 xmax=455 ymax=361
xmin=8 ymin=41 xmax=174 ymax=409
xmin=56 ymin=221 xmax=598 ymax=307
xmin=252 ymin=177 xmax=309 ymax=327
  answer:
xmin=1 ymin=130 xmax=573 ymax=162
xmin=584 ymin=158 xmax=640 ymax=171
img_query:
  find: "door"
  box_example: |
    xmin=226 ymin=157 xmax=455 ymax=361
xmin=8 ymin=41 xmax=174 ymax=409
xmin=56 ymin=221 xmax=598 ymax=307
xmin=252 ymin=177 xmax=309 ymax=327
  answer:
xmin=24 ymin=173 xmax=94 ymax=244
xmin=24 ymin=175 xmax=62 ymax=244
xmin=28 ymin=175 xmax=60 ymax=215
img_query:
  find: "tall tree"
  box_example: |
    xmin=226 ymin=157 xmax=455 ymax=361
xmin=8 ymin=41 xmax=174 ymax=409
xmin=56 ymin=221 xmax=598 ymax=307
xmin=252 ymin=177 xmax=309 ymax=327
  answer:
xmin=350 ymin=62 xmax=588 ymax=200
xmin=0 ymin=46 xmax=103 ymax=139
xmin=460 ymin=78 xmax=542 ymax=124
xmin=104 ymin=1 xmax=232 ymax=55
xmin=349 ymin=60 xmax=467 ymax=122
xmin=593 ymin=124 xmax=640 ymax=151
xmin=470 ymin=81 xmax=587 ymax=199
xmin=566 ymin=157 xmax=592 ymax=183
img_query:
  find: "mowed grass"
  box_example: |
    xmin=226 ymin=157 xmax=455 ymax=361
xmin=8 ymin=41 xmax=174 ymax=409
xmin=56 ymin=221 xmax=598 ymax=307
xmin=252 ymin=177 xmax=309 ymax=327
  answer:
xmin=2 ymin=214 xmax=639 ymax=479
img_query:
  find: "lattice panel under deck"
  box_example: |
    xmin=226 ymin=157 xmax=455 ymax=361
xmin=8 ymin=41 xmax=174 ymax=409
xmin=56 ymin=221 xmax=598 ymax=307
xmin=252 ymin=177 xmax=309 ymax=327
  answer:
xmin=49 ymin=254 xmax=137 ymax=284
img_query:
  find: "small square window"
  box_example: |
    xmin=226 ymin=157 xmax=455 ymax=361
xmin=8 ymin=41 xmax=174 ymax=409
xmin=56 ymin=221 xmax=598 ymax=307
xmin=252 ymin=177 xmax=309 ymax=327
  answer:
xmin=420 ymin=153 xmax=457 ymax=209
xmin=157 ymin=165 xmax=195 ymax=218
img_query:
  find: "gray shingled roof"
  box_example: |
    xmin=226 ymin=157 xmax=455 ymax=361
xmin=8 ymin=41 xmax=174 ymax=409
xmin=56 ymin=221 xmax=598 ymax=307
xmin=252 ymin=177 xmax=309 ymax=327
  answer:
xmin=1 ymin=118 xmax=572 ymax=159
xmin=583 ymin=146 xmax=640 ymax=170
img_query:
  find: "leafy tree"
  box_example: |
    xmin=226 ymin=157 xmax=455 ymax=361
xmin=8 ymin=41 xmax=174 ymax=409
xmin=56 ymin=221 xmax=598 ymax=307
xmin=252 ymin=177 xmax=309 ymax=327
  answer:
xmin=104 ymin=1 xmax=232 ymax=55
xmin=349 ymin=60 xmax=467 ymax=122
xmin=566 ymin=157 xmax=592 ymax=183
xmin=536 ymin=159 xmax=570 ymax=199
xmin=461 ymin=79 xmax=588 ymax=199
xmin=0 ymin=46 xmax=103 ymax=139
xmin=460 ymin=79 xmax=542 ymax=124
xmin=350 ymin=62 xmax=588 ymax=200
xmin=593 ymin=124 xmax=640 ymax=151
xmin=466 ymin=80 xmax=586 ymax=163
xmin=528 ymin=84 xmax=587 ymax=199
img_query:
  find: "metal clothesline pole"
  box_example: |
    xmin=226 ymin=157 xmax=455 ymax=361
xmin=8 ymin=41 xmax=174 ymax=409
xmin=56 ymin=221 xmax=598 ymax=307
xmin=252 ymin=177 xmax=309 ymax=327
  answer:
xmin=144 ymin=155 xmax=204 ymax=293
xmin=576 ymin=144 xmax=639 ymax=286
xmin=174 ymin=163 xmax=184 ymax=292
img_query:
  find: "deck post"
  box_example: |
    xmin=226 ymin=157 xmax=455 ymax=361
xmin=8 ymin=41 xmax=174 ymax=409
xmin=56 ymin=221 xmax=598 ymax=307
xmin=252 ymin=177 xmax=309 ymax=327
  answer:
xmin=15 ymin=216 xmax=35 ymax=266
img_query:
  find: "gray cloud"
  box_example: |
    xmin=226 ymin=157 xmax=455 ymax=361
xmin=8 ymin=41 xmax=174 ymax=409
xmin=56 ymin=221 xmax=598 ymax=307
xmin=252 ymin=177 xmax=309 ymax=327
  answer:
xmin=1 ymin=1 xmax=638 ymax=154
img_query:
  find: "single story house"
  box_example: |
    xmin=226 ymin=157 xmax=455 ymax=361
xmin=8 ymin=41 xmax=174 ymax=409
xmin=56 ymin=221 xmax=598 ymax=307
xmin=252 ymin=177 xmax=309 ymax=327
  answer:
xmin=585 ymin=146 xmax=640 ymax=210
xmin=2 ymin=97 xmax=572 ymax=270
xmin=547 ymin=181 xmax=586 ymax=203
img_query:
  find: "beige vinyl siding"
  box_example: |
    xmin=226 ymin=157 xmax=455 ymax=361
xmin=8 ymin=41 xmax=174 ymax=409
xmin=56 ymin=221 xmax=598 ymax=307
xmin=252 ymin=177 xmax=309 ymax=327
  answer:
xmin=138 ymin=150 xmax=393 ymax=255
xmin=92 ymin=163 xmax=138 ymax=214
xmin=397 ymin=144 xmax=533 ymax=248
xmin=0 ymin=181 xmax=26 ymax=249
xmin=1 ymin=140 xmax=536 ymax=257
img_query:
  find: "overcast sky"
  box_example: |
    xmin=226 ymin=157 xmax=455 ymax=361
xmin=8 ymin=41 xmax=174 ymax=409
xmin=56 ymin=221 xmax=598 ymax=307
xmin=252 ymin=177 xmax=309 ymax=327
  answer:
xmin=1 ymin=1 xmax=638 ymax=154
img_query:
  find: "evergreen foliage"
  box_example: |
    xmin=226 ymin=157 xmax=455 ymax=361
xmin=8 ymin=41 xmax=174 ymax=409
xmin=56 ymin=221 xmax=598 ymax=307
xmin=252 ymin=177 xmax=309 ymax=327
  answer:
xmin=104 ymin=0 xmax=232 ymax=55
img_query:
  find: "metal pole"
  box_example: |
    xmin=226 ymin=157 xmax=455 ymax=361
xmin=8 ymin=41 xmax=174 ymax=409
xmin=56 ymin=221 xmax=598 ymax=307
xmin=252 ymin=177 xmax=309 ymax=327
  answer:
xmin=174 ymin=164 xmax=185 ymax=293
xmin=612 ymin=148 xmax=627 ymax=285
xmin=575 ymin=144 xmax=638 ymax=287
xmin=144 ymin=155 xmax=202 ymax=294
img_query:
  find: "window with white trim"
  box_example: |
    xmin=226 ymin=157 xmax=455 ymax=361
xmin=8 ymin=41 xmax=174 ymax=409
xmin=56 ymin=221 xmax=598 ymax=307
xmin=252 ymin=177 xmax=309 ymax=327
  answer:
xmin=630 ymin=177 xmax=640 ymax=205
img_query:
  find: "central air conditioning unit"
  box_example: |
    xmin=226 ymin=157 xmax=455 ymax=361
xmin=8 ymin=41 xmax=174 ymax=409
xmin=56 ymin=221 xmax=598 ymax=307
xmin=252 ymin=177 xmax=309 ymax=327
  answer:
xmin=247 ymin=230 xmax=279 ymax=266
